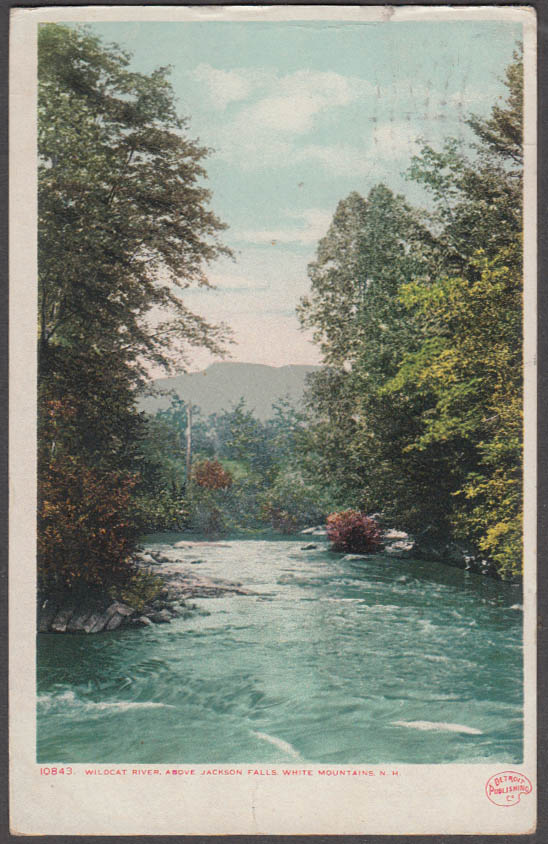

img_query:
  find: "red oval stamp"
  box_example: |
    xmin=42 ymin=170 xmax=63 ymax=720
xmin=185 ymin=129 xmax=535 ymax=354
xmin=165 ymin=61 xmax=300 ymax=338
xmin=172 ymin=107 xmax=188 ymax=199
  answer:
xmin=485 ymin=771 xmax=533 ymax=806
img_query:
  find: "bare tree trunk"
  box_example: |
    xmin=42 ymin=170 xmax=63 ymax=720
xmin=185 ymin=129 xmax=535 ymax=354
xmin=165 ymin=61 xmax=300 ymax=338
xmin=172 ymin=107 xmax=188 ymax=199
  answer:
xmin=185 ymin=405 xmax=192 ymax=486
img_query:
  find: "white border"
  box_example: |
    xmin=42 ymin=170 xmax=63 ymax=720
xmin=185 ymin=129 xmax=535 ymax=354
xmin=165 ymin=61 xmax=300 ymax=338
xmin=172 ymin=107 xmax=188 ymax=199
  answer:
xmin=9 ymin=5 xmax=537 ymax=835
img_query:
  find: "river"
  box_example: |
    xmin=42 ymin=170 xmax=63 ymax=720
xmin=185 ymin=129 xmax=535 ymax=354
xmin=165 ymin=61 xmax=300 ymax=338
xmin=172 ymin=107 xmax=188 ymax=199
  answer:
xmin=37 ymin=536 xmax=523 ymax=764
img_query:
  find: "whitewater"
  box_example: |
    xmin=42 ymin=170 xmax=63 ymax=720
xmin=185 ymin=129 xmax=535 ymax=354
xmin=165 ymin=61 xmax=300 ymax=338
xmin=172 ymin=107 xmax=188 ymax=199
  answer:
xmin=37 ymin=536 xmax=523 ymax=764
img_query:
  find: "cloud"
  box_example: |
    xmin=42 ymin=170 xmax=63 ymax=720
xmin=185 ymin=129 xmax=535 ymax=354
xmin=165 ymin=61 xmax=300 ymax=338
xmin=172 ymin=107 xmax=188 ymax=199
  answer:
xmin=241 ymin=70 xmax=363 ymax=134
xmin=369 ymin=122 xmax=421 ymax=160
xmin=298 ymin=143 xmax=374 ymax=176
xmin=181 ymin=311 xmax=322 ymax=372
xmin=192 ymin=61 xmax=497 ymax=174
xmin=196 ymin=66 xmax=374 ymax=167
xmin=195 ymin=65 xmax=370 ymax=120
xmin=206 ymin=270 xmax=269 ymax=292
xmin=237 ymin=208 xmax=332 ymax=246
xmin=193 ymin=63 xmax=256 ymax=109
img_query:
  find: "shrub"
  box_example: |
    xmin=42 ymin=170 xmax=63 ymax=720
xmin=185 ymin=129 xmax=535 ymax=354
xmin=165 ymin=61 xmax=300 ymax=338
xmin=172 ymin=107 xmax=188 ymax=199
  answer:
xmin=192 ymin=459 xmax=233 ymax=490
xmin=38 ymin=454 xmax=139 ymax=593
xmin=326 ymin=510 xmax=382 ymax=553
xmin=109 ymin=570 xmax=163 ymax=613
xmin=187 ymin=486 xmax=227 ymax=536
xmin=132 ymin=490 xmax=189 ymax=532
xmin=260 ymin=503 xmax=298 ymax=534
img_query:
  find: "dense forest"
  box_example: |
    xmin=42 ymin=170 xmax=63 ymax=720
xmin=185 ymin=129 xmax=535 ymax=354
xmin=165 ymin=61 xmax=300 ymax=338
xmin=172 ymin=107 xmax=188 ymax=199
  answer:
xmin=38 ymin=23 xmax=524 ymax=610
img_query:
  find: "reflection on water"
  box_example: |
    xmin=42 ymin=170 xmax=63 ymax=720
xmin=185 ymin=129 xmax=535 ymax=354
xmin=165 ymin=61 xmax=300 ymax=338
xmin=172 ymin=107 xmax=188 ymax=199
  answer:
xmin=37 ymin=537 xmax=523 ymax=763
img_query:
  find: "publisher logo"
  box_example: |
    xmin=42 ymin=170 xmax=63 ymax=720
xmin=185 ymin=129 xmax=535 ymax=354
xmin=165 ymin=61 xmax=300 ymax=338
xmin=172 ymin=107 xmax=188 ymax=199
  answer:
xmin=485 ymin=771 xmax=532 ymax=806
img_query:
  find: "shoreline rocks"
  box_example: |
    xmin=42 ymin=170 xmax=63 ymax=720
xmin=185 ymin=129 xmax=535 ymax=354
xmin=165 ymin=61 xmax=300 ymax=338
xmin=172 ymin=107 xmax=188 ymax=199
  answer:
xmin=38 ymin=545 xmax=254 ymax=635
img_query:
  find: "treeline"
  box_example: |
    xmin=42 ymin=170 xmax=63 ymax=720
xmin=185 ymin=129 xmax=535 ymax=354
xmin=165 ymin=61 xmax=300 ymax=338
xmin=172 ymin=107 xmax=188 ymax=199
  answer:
xmin=142 ymin=397 xmax=328 ymax=535
xmin=297 ymin=50 xmax=523 ymax=579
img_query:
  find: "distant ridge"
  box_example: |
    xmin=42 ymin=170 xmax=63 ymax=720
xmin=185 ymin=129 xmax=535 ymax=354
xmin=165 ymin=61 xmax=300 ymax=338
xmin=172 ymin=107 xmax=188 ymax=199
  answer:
xmin=138 ymin=361 xmax=321 ymax=420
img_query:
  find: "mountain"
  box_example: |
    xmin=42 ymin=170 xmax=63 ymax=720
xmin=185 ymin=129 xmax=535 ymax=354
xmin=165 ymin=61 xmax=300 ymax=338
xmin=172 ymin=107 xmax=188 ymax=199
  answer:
xmin=138 ymin=362 xmax=321 ymax=421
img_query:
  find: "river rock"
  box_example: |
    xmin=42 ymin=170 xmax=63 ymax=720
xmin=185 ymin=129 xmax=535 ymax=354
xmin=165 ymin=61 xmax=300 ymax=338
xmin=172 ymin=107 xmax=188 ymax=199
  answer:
xmin=50 ymin=606 xmax=75 ymax=633
xmin=37 ymin=599 xmax=59 ymax=633
xmin=82 ymin=613 xmax=106 ymax=634
xmin=135 ymin=552 xmax=157 ymax=566
xmin=300 ymin=526 xmax=327 ymax=537
xmin=133 ymin=616 xmax=153 ymax=627
xmin=150 ymin=609 xmax=172 ymax=624
xmin=105 ymin=613 xmax=125 ymax=631
xmin=301 ymin=544 xmax=318 ymax=551
xmin=88 ymin=602 xmax=136 ymax=633
xmin=67 ymin=608 xmax=97 ymax=633
xmin=384 ymin=539 xmax=416 ymax=558
xmin=383 ymin=529 xmax=410 ymax=541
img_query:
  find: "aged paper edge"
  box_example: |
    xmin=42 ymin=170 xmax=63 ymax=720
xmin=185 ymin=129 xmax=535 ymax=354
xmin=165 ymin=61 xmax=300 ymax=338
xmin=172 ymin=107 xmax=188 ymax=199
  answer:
xmin=9 ymin=4 xmax=537 ymax=836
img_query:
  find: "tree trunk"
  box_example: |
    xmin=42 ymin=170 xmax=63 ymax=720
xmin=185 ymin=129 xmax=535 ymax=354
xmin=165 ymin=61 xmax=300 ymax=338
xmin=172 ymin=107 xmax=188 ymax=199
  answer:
xmin=185 ymin=405 xmax=192 ymax=486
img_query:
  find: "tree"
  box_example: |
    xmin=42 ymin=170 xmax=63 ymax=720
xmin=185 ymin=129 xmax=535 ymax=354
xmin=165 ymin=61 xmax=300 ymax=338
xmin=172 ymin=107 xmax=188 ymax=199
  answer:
xmin=297 ymin=48 xmax=524 ymax=576
xmin=38 ymin=23 xmax=231 ymax=373
xmin=389 ymin=251 xmax=522 ymax=577
xmin=298 ymin=186 xmax=435 ymax=370
xmin=407 ymin=47 xmax=522 ymax=275
xmin=37 ymin=25 xmax=231 ymax=592
xmin=389 ymin=49 xmax=524 ymax=575
xmin=297 ymin=184 xmax=451 ymax=527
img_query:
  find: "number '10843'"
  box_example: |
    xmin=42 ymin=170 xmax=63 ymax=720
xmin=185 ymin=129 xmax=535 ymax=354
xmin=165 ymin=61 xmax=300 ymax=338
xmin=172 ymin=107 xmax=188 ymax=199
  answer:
xmin=39 ymin=767 xmax=73 ymax=775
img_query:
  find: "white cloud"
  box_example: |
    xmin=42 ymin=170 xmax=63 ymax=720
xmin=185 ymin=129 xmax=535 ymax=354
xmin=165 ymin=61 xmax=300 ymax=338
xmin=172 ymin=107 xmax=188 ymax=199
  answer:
xmin=193 ymin=64 xmax=256 ymax=109
xmin=238 ymin=208 xmax=332 ymax=246
xmin=195 ymin=65 xmax=370 ymax=120
xmin=192 ymin=61 xmax=494 ymax=174
xmin=198 ymin=66 xmax=374 ymax=167
xmin=298 ymin=143 xmax=374 ymax=177
xmin=207 ymin=271 xmax=269 ymax=292
xmin=369 ymin=122 xmax=421 ymax=160
xmin=241 ymin=93 xmax=323 ymax=134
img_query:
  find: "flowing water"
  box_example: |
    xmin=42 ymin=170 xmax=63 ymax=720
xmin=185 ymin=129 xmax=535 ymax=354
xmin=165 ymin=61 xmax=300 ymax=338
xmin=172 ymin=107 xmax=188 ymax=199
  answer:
xmin=37 ymin=536 xmax=523 ymax=764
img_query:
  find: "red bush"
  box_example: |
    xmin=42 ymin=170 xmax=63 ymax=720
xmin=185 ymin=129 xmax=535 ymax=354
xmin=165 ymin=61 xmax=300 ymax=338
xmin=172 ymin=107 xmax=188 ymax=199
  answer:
xmin=192 ymin=459 xmax=233 ymax=490
xmin=38 ymin=454 xmax=139 ymax=592
xmin=326 ymin=510 xmax=382 ymax=553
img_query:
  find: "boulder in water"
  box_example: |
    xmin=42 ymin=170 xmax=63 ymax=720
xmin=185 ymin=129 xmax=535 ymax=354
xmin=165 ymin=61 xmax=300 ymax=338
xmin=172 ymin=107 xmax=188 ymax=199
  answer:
xmin=384 ymin=539 xmax=416 ymax=558
xmin=133 ymin=616 xmax=153 ymax=627
xmin=150 ymin=609 xmax=172 ymax=624
xmin=300 ymin=525 xmax=327 ymax=537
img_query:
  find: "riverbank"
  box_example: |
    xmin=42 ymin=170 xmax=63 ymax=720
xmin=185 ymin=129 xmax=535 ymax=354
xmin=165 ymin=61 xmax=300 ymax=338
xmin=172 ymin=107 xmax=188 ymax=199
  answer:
xmin=37 ymin=522 xmax=513 ymax=635
xmin=37 ymin=543 xmax=254 ymax=634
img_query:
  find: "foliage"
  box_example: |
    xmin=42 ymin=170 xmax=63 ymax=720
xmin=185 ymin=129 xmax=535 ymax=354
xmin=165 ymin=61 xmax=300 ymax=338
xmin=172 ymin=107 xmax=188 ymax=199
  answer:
xmin=37 ymin=25 xmax=230 ymax=593
xmin=296 ymin=49 xmax=524 ymax=577
xmin=259 ymin=471 xmax=329 ymax=533
xmin=38 ymin=23 xmax=231 ymax=371
xmin=187 ymin=486 xmax=227 ymax=537
xmin=388 ymin=251 xmax=522 ymax=577
xmin=326 ymin=511 xmax=382 ymax=554
xmin=38 ymin=454 xmax=139 ymax=592
xmin=109 ymin=570 xmax=163 ymax=613
xmin=131 ymin=490 xmax=189 ymax=533
xmin=192 ymin=459 xmax=233 ymax=490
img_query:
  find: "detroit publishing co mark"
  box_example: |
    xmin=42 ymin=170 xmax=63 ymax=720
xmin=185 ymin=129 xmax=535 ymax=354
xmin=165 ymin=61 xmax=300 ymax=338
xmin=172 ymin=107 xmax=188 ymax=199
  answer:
xmin=485 ymin=771 xmax=533 ymax=807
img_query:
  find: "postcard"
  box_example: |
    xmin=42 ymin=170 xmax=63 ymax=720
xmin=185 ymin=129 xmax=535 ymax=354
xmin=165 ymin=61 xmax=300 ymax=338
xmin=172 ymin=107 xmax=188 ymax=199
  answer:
xmin=9 ymin=4 xmax=537 ymax=835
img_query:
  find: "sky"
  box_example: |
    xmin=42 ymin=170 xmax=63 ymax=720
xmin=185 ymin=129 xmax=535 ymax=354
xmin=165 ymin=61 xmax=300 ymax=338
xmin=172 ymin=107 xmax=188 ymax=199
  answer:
xmin=88 ymin=19 xmax=522 ymax=371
